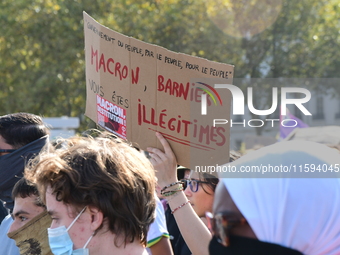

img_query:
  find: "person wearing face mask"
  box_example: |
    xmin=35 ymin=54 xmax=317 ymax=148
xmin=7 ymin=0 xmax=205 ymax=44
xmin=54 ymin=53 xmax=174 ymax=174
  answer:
xmin=0 ymin=112 xmax=49 ymax=255
xmin=208 ymin=140 xmax=340 ymax=255
xmin=147 ymin=132 xmax=239 ymax=255
xmin=25 ymin=133 xmax=156 ymax=255
xmin=7 ymin=177 xmax=53 ymax=255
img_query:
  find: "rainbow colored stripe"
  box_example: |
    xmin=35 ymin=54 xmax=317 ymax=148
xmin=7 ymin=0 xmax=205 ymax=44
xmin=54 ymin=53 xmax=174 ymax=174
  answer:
xmin=196 ymin=82 xmax=223 ymax=106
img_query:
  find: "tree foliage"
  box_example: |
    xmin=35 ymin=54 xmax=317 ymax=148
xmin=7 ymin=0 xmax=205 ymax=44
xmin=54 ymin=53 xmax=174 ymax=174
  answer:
xmin=0 ymin=0 xmax=339 ymax=131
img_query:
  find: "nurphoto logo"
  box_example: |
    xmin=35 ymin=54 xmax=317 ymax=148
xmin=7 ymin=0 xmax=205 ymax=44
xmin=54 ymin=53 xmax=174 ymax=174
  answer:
xmin=200 ymin=84 xmax=312 ymax=128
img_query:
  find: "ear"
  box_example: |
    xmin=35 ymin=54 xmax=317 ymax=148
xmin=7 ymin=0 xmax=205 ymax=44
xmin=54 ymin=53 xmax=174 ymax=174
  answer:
xmin=87 ymin=206 xmax=103 ymax=232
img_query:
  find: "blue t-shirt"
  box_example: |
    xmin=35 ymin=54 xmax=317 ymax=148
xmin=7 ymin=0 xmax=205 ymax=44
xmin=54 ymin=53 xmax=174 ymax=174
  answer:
xmin=0 ymin=215 xmax=20 ymax=255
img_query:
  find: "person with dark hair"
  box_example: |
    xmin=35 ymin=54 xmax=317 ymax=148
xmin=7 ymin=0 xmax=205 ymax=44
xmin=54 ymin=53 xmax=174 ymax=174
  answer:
xmin=25 ymin=134 xmax=156 ymax=254
xmin=0 ymin=113 xmax=48 ymax=149
xmin=162 ymin=170 xmax=218 ymax=255
xmin=9 ymin=178 xmax=45 ymax=229
xmin=7 ymin=178 xmax=52 ymax=255
xmin=0 ymin=112 xmax=49 ymax=214
xmin=0 ymin=112 xmax=49 ymax=255
xmin=147 ymin=133 xmax=235 ymax=255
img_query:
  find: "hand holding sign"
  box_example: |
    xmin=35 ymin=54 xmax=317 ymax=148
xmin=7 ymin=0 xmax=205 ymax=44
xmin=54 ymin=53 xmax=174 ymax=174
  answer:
xmin=147 ymin=132 xmax=178 ymax=188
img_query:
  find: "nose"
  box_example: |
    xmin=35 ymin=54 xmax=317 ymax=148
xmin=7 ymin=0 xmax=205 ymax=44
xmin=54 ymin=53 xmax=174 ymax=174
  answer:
xmin=8 ymin=221 xmax=18 ymax=233
xmin=184 ymin=185 xmax=192 ymax=197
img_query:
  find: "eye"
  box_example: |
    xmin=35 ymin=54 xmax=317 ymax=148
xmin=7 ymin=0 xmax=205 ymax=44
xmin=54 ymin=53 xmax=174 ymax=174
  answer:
xmin=19 ymin=216 xmax=28 ymax=222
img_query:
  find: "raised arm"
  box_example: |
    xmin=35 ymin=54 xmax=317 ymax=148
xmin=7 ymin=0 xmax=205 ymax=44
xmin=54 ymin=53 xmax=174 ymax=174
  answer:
xmin=147 ymin=132 xmax=212 ymax=255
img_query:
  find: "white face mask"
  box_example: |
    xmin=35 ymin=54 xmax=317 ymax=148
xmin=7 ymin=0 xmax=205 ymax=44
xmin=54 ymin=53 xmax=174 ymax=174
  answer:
xmin=47 ymin=207 xmax=93 ymax=255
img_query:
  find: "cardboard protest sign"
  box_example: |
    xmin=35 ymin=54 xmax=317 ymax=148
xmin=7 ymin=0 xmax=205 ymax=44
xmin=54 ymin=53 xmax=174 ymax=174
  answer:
xmin=84 ymin=12 xmax=233 ymax=170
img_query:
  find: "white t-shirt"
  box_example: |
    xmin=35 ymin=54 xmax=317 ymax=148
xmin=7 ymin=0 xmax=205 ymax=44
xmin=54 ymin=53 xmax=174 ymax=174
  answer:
xmin=146 ymin=196 xmax=169 ymax=252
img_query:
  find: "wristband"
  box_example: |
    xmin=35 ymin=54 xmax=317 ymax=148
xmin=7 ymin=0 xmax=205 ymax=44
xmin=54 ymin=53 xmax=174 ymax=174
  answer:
xmin=161 ymin=183 xmax=183 ymax=196
xmin=171 ymin=200 xmax=190 ymax=214
xmin=161 ymin=181 xmax=182 ymax=193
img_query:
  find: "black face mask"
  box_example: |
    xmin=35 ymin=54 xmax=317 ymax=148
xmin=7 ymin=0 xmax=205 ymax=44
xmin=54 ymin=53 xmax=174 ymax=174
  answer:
xmin=0 ymin=136 xmax=48 ymax=212
xmin=209 ymin=235 xmax=303 ymax=255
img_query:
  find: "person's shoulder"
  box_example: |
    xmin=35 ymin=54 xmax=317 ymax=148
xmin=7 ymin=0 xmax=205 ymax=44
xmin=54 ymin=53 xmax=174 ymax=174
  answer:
xmin=0 ymin=214 xmax=13 ymax=228
xmin=0 ymin=204 xmax=9 ymax=224
xmin=0 ymin=215 xmax=20 ymax=255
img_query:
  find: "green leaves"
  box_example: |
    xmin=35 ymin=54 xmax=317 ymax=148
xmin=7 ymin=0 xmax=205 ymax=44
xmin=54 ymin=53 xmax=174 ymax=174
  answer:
xmin=0 ymin=0 xmax=339 ymax=132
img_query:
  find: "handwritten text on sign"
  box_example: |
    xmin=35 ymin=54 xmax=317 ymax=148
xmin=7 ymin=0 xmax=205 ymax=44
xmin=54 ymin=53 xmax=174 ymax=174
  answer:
xmin=84 ymin=12 xmax=233 ymax=169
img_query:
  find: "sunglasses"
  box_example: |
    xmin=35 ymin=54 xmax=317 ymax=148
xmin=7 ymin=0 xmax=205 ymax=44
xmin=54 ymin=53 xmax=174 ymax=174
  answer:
xmin=0 ymin=149 xmax=16 ymax=153
xmin=180 ymin=179 xmax=209 ymax=193
xmin=206 ymin=211 xmax=248 ymax=247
